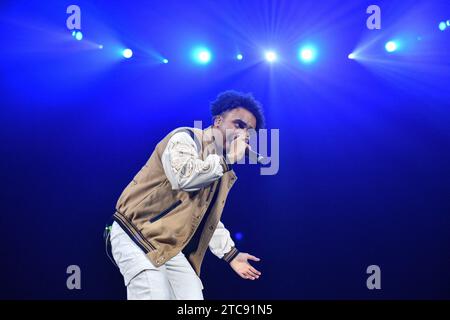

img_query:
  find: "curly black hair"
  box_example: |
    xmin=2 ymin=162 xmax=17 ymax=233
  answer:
xmin=210 ymin=90 xmax=265 ymax=130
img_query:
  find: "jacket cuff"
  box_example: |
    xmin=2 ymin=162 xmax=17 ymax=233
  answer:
xmin=222 ymin=246 xmax=239 ymax=263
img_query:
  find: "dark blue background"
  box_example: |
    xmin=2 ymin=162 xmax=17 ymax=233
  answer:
xmin=0 ymin=0 xmax=449 ymax=299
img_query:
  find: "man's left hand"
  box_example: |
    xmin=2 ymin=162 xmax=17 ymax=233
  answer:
xmin=229 ymin=252 xmax=262 ymax=280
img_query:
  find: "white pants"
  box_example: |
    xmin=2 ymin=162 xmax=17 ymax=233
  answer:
xmin=110 ymin=221 xmax=204 ymax=300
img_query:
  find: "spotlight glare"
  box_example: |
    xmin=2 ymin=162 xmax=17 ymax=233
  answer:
xmin=447 ymin=20 xmax=450 ymax=26
xmin=193 ymin=48 xmax=212 ymax=64
xmin=236 ymin=54 xmax=243 ymax=60
xmin=264 ymin=51 xmax=277 ymax=62
xmin=74 ymin=31 xmax=83 ymax=41
xmin=122 ymin=48 xmax=133 ymax=59
xmin=162 ymin=58 xmax=169 ymax=64
xmin=299 ymin=46 xmax=317 ymax=63
xmin=235 ymin=232 xmax=243 ymax=241
xmin=385 ymin=41 xmax=398 ymax=53
xmin=348 ymin=53 xmax=356 ymax=60
xmin=439 ymin=21 xmax=447 ymax=31
xmin=199 ymin=51 xmax=210 ymax=62
xmin=98 ymin=44 xmax=103 ymax=49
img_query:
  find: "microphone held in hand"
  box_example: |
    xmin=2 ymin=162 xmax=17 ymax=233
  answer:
xmin=245 ymin=147 xmax=266 ymax=165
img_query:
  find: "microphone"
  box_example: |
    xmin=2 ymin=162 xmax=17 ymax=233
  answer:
xmin=245 ymin=148 xmax=266 ymax=165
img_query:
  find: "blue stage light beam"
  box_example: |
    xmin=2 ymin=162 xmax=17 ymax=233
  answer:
xmin=236 ymin=54 xmax=243 ymax=60
xmin=439 ymin=21 xmax=447 ymax=31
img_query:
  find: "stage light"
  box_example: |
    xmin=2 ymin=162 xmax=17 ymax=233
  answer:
xmin=299 ymin=46 xmax=317 ymax=63
xmin=264 ymin=51 xmax=277 ymax=62
xmin=235 ymin=232 xmax=243 ymax=241
xmin=192 ymin=47 xmax=212 ymax=64
xmin=198 ymin=51 xmax=210 ymax=62
xmin=71 ymin=31 xmax=76 ymax=37
xmin=98 ymin=44 xmax=103 ymax=49
xmin=236 ymin=54 xmax=243 ymax=60
xmin=162 ymin=58 xmax=169 ymax=64
xmin=439 ymin=21 xmax=447 ymax=31
xmin=447 ymin=20 xmax=450 ymax=26
xmin=385 ymin=41 xmax=397 ymax=53
xmin=348 ymin=53 xmax=356 ymax=59
xmin=122 ymin=48 xmax=133 ymax=59
xmin=74 ymin=31 xmax=83 ymax=41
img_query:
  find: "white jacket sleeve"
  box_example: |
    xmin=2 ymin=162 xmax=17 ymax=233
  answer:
xmin=161 ymin=131 xmax=224 ymax=192
xmin=209 ymin=220 xmax=238 ymax=261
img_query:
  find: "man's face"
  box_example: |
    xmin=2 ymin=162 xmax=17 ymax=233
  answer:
xmin=213 ymin=107 xmax=257 ymax=152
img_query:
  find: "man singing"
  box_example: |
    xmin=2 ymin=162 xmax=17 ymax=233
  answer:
xmin=109 ymin=90 xmax=264 ymax=299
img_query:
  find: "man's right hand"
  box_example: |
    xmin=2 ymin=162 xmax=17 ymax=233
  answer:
xmin=226 ymin=134 xmax=248 ymax=164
